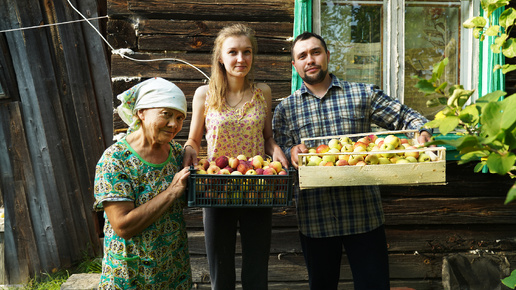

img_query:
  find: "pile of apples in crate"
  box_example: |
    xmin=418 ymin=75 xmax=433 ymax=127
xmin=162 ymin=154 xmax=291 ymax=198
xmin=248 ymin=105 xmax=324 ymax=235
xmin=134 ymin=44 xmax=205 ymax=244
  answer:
xmin=304 ymin=134 xmax=439 ymax=166
xmin=192 ymin=155 xmax=289 ymax=205
xmin=194 ymin=154 xmax=287 ymax=176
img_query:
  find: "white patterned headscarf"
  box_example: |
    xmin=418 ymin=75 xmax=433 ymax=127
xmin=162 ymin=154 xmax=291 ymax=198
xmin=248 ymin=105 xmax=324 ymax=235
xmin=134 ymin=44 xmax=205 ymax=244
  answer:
xmin=116 ymin=77 xmax=187 ymax=134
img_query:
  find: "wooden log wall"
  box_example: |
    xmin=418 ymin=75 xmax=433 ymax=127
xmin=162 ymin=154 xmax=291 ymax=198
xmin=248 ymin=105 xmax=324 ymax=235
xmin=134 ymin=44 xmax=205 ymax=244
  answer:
xmin=0 ymin=0 xmax=110 ymax=284
xmin=107 ymin=0 xmax=516 ymax=289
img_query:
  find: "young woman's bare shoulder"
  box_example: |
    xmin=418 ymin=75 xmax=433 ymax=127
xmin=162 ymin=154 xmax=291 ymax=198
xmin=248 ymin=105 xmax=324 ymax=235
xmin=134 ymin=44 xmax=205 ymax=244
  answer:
xmin=194 ymin=85 xmax=210 ymax=101
xmin=255 ymin=82 xmax=271 ymax=94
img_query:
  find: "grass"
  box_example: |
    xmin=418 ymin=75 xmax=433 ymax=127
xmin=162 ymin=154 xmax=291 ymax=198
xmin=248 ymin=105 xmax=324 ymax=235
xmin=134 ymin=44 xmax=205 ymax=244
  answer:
xmin=6 ymin=254 xmax=102 ymax=290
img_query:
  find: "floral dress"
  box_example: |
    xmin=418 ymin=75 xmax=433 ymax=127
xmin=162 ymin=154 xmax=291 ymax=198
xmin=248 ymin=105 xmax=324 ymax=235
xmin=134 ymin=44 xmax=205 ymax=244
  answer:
xmin=93 ymin=139 xmax=191 ymax=289
xmin=204 ymin=86 xmax=267 ymax=160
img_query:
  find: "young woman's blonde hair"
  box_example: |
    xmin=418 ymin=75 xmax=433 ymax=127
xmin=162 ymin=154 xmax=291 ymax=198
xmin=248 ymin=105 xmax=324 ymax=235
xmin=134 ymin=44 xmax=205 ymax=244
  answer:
xmin=207 ymin=24 xmax=258 ymax=111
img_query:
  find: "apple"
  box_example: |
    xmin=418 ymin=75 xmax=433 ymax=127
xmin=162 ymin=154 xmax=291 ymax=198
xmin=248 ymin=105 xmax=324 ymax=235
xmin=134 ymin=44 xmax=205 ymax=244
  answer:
xmin=364 ymin=154 xmax=380 ymax=165
xmin=219 ymin=168 xmax=231 ymax=174
xmin=379 ymin=143 xmax=396 ymax=158
xmin=237 ymin=162 xmax=251 ymax=174
xmin=368 ymin=134 xmax=378 ymax=143
xmin=231 ymin=171 xmax=243 ymax=175
xmin=308 ymin=148 xmax=317 ymax=154
xmin=278 ymin=169 xmax=288 ymax=175
xmin=418 ymin=153 xmax=431 ymax=162
xmin=396 ymin=159 xmax=410 ymax=164
xmin=263 ymin=168 xmax=277 ymax=175
xmin=198 ymin=158 xmax=210 ymax=170
xmin=245 ymin=169 xmax=258 ymax=175
xmin=236 ymin=154 xmax=247 ymax=161
xmin=255 ymin=168 xmax=264 ymax=175
xmin=321 ymin=154 xmax=336 ymax=164
xmin=228 ymin=157 xmax=239 ymax=169
xmin=357 ymin=137 xmax=371 ymax=146
xmin=339 ymin=136 xmax=353 ymax=145
xmin=355 ymin=160 xmax=367 ymax=166
xmin=207 ymin=164 xmax=221 ymax=174
xmin=341 ymin=143 xmax=354 ymax=153
xmin=252 ymin=155 xmax=264 ymax=169
xmin=335 ymin=159 xmax=349 ymax=166
xmin=316 ymin=144 xmax=330 ymax=154
xmin=348 ymin=154 xmax=364 ymax=165
xmin=338 ymin=154 xmax=350 ymax=161
xmin=307 ymin=156 xmax=322 ymax=166
xmin=195 ymin=166 xmax=207 ymax=174
xmin=400 ymin=138 xmax=409 ymax=145
xmin=378 ymin=157 xmax=391 ymax=164
xmin=395 ymin=145 xmax=405 ymax=156
xmin=404 ymin=146 xmax=419 ymax=159
xmin=375 ymin=137 xmax=384 ymax=145
xmin=405 ymin=156 xmax=418 ymax=163
xmin=269 ymin=161 xmax=283 ymax=173
xmin=324 ymin=161 xmax=334 ymax=166
xmin=384 ymin=134 xmax=400 ymax=148
xmin=215 ymin=156 xmax=229 ymax=169
xmin=328 ymin=138 xmax=342 ymax=151
xmin=353 ymin=141 xmax=368 ymax=151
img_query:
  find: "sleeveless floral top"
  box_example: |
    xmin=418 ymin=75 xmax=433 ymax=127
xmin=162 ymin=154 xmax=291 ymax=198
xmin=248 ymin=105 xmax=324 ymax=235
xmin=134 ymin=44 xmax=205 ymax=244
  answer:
xmin=93 ymin=139 xmax=191 ymax=289
xmin=205 ymin=86 xmax=267 ymax=160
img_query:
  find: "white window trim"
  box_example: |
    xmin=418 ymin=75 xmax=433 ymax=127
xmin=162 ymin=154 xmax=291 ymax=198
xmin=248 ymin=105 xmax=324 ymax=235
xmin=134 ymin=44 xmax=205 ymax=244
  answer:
xmin=313 ymin=0 xmax=480 ymax=103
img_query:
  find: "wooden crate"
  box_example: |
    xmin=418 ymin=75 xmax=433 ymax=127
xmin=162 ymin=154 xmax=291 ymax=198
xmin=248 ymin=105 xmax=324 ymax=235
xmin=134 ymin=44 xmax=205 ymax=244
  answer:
xmin=297 ymin=130 xmax=446 ymax=189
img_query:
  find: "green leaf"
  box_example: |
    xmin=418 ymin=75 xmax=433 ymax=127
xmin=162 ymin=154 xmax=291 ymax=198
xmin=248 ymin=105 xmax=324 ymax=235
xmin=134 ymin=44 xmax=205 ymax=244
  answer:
xmin=500 ymin=64 xmax=516 ymax=74
xmin=439 ymin=116 xmax=460 ymax=135
xmin=486 ymin=152 xmax=516 ymax=175
xmin=476 ymin=90 xmax=506 ymax=103
xmin=491 ymin=34 xmax=508 ymax=53
xmin=481 ymin=102 xmax=503 ymax=138
xmin=474 ymin=161 xmax=487 ymax=172
xmin=432 ymin=58 xmax=448 ymax=80
xmin=423 ymin=118 xmax=442 ymax=129
xmin=485 ymin=25 xmax=500 ymax=36
xmin=426 ymin=98 xmax=442 ymax=107
xmin=503 ymin=38 xmax=516 ymax=58
xmin=482 ymin=0 xmax=510 ymax=18
xmin=459 ymin=105 xmax=480 ymax=125
xmin=500 ymin=96 xmax=516 ymax=130
xmin=463 ymin=16 xmax=487 ymax=28
xmin=414 ymin=80 xmax=437 ymax=95
xmin=499 ymin=7 xmax=516 ymax=28
xmin=436 ymin=82 xmax=448 ymax=93
xmin=459 ymin=151 xmax=488 ymax=164
xmin=504 ymin=185 xmax=516 ymax=205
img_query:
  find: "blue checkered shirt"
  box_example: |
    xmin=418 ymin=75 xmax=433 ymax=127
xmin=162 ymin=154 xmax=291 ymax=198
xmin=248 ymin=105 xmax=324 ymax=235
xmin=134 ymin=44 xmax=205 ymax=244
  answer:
xmin=272 ymin=74 xmax=429 ymax=237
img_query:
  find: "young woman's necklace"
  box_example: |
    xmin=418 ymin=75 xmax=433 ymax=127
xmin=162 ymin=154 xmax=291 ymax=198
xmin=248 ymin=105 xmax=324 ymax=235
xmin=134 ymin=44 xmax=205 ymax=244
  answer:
xmin=226 ymin=94 xmax=245 ymax=108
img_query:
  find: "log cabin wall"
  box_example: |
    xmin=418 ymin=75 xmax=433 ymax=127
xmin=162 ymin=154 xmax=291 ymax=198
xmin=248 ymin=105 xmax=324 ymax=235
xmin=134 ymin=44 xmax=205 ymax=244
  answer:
xmin=107 ymin=1 xmax=516 ymax=289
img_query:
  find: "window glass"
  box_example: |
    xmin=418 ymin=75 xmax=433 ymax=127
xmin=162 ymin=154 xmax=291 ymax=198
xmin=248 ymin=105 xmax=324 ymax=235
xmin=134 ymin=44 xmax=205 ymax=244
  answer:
xmin=0 ymin=83 xmax=6 ymax=100
xmin=404 ymin=2 xmax=460 ymax=118
xmin=321 ymin=1 xmax=383 ymax=86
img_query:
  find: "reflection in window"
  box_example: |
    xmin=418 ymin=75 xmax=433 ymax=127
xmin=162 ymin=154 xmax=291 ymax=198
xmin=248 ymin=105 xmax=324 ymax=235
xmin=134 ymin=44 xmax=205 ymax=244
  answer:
xmin=0 ymin=83 xmax=6 ymax=100
xmin=404 ymin=3 xmax=460 ymax=118
xmin=321 ymin=1 xmax=383 ymax=86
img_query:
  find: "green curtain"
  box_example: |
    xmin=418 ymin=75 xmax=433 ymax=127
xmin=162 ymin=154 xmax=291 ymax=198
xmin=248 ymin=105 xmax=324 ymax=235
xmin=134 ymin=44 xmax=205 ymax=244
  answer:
xmin=478 ymin=7 xmax=505 ymax=97
xmin=479 ymin=7 xmax=505 ymax=172
xmin=291 ymin=0 xmax=313 ymax=94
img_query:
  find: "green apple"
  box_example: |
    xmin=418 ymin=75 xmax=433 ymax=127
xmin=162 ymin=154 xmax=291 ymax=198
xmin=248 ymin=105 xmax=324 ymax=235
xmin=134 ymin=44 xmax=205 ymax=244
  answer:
xmin=340 ymin=136 xmax=353 ymax=145
xmin=418 ymin=153 xmax=431 ymax=162
xmin=348 ymin=154 xmax=364 ymax=165
xmin=379 ymin=143 xmax=396 ymax=158
xmin=322 ymin=154 xmax=336 ymax=164
xmin=384 ymin=134 xmax=400 ymax=148
xmin=328 ymin=138 xmax=342 ymax=151
xmin=405 ymin=156 xmax=418 ymax=163
xmin=378 ymin=157 xmax=391 ymax=164
xmin=307 ymin=156 xmax=322 ymax=166
xmin=396 ymin=159 xmax=410 ymax=164
xmin=364 ymin=154 xmax=379 ymax=165
xmin=341 ymin=143 xmax=354 ymax=152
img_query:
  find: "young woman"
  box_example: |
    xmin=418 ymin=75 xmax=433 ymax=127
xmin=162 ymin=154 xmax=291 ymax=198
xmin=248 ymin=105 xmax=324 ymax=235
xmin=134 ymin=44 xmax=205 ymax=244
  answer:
xmin=183 ymin=24 xmax=288 ymax=289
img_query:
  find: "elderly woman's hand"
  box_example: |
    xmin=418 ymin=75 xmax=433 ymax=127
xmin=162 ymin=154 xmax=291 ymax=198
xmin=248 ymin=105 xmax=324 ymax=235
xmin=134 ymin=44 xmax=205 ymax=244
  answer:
xmin=168 ymin=167 xmax=191 ymax=199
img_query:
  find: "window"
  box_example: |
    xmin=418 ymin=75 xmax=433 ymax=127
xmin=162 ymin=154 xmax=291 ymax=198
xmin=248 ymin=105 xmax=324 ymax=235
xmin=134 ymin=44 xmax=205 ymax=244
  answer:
xmin=313 ymin=0 xmax=480 ymax=120
xmin=0 ymin=84 xmax=5 ymax=100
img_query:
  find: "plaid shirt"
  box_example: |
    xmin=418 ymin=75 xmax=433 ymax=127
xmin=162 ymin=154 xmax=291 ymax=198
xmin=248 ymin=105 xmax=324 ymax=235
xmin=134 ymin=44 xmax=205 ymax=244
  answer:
xmin=272 ymin=74 xmax=428 ymax=237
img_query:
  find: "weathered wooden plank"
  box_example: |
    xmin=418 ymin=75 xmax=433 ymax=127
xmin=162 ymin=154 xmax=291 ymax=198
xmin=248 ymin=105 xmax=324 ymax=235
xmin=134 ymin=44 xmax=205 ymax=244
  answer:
xmin=0 ymin=103 xmax=41 ymax=284
xmin=126 ymin=0 xmax=294 ymax=21
xmin=106 ymin=18 xmax=137 ymax=50
xmin=187 ymin=224 xmax=516 ymax=256
xmin=110 ymin=53 xmax=292 ymax=81
xmin=138 ymin=20 xmax=293 ymax=39
xmin=138 ymin=35 xmax=290 ymax=54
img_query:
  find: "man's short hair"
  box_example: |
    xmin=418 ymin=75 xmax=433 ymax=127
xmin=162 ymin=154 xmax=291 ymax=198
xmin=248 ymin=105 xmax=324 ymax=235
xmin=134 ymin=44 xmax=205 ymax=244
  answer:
xmin=291 ymin=32 xmax=329 ymax=59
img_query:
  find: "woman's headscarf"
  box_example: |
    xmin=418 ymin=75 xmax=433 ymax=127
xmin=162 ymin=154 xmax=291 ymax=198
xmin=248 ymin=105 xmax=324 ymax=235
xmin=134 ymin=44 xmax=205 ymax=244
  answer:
xmin=116 ymin=77 xmax=187 ymax=134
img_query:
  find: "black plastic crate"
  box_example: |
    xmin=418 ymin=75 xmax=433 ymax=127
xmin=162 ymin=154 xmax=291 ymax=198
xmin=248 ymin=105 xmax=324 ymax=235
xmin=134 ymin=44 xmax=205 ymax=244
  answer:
xmin=187 ymin=166 xmax=294 ymax=207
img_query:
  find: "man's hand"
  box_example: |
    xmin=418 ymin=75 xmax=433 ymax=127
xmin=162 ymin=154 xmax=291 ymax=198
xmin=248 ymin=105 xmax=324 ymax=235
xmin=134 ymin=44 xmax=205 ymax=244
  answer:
xmin=290 ymin=144 xmax=309 ymax=169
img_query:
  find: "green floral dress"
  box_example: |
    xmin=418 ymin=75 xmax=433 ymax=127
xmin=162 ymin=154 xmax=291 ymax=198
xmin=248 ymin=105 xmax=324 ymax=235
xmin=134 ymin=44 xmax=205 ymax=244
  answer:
xmin=93 ymin=138 xmax=192 ymax=289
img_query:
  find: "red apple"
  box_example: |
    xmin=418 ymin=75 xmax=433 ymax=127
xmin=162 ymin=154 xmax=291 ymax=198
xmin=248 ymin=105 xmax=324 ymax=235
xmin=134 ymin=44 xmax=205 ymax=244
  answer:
xmin=316 ymin=144 xmax=330 ymax=154
xmin=215 ymin=156 xmax=229 ymax=169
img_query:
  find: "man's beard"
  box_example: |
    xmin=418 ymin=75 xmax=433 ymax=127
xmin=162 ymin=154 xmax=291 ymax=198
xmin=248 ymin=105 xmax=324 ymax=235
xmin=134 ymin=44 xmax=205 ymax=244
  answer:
xmin=302 ymin=67 xmax=327 ymax=85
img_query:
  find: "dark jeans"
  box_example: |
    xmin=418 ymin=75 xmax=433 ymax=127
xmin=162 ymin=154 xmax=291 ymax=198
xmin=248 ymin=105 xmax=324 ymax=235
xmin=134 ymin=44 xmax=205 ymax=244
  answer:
xmin=203 ymin=207 xmax=272 ymax=290
xmin=299 ymin=225 xmax=390 ymax=290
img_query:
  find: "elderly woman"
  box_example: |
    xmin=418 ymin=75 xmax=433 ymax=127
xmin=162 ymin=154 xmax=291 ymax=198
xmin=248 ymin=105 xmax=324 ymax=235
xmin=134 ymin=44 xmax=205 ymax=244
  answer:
xmin=94 ymin=77 xmax=192 ymax=289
